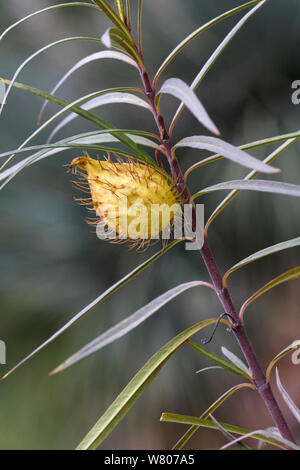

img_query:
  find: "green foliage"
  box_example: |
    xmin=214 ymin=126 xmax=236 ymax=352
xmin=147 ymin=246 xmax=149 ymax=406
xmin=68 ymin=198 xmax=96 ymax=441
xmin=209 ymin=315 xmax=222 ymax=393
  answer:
xmin=1 ymin=0 xmax=300 ymax=451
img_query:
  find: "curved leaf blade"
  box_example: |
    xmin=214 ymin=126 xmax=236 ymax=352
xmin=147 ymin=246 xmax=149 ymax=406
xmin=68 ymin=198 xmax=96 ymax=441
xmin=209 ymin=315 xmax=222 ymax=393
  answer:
xmin=93 ymin=0 xmax=134 ymax=45
xmin=175 ymin=135 xmax=278 ymax=174
xmin=220 ymin=427 xmax=300 ymax=451
xmin=0 ymin=3 xmax=99 ymax=42
xmin=158 ymin=78 xmax=219 ymax=136
xmin=187 ymin=340 xmax=250 ymax=379
xmin=192 ymin=179 xmax=300 ymax=202
xmin=240 ymin=266 xmax=300 ymax=321
xmin=50 ymin=281 xmax=214 ymax=375
xmin=48 ymin=91 xmax=151 ymax=142
xmin=76 ymin=318 xmax=218 ymax=450
xmin=160 ymin=413 xmax=289 ymax=450
xmin=38 ymin=51 xmax=138 ymax=123
xmin=266 ymin=340 xmax=300 ymax=381
xmin=1 ymin=240 xmax=184 ymax=381
xmin=204 ymin=139 xmax=297 ymax=235
xmin=152 ymin=0 xmax=263 ymax=87
xmin=0 ymin=78 xmax=154 ymax=170
xmin=224 ymin=237 xmax=300 ymax=286
xmin=221 ymin=347 xmax=250 ymax=375
xmin=170 ymin=1 xmax=267 ymax=134
xmin=173 ymin=383 xmax=254 ymax=450
xmin=276 ymin=368 xmax=300 ymax=424
xmin=0 ymin=36 xmax=104 ymax=117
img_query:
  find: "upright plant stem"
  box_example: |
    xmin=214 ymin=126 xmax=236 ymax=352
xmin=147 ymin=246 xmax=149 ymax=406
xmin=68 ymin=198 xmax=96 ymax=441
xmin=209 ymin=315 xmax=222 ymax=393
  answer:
xmin=137 ymin=62 xmax=295 ymax=444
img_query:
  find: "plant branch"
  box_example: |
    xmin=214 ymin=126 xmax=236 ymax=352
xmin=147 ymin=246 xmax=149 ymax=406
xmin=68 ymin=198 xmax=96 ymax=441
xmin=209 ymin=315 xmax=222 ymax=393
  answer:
xmin=136 ymin=58 xmax=295 ymax=445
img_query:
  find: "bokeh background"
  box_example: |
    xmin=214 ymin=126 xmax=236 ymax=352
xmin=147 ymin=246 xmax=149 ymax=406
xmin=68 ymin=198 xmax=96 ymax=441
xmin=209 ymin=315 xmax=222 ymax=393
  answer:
xmin=0 ymin=0 xmax=300 ymax=450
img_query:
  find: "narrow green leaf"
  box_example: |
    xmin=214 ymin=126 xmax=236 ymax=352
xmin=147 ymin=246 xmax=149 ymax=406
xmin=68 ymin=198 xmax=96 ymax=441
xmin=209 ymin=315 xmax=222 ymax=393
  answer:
xmin=0 ymin=3 xmax=99 ymax=42
xmin=126 ymin=0 xmax=131 ymax=30
xmin=158 ymin=78 xmax=219 ymax=135
xmin=174 ymin=135 xmax=278 ymax=174
xmin=1 ymin=239 xmax=184 ymax=381
xmin=50 ymin=281 xmax=214 ymax=375
xmin=0 ymin=133 xmax=160 ymax=189
xmin=224 ymin=237 xmax=300 ymax=286
xmin=0 ymin=36 xmax=104 ymax=117
xmin=76 ymin=318 xmax=219 ymax=450
xmin=185 ymin=133 xmax=300 ymax=181
xmin=173 ymin=383 xmax=254 ymax=450
xmin=275 ymin=368 xmax=300 ymax=424
xmin=0 ymin=78 xmax=154 ymax=170
xmin=221 ymin=347 xmax=250 ymax=376
xmin=205 ymin=139 xmax=296 ymax=234
xmin=170 ymin=1 xmax=267 ymax=134
xmin=266 ymin=340 xmax=300 ymax=381
xmin=38 ymin=51 xmax=138 ymax=123
xmin=220 ymin=427 xmax=300 ymax=450
xmin=192 ymin=179 xmax=300 ymax=202
xmin=138 ymin=0 xmax=143 ymax=53
xmin=48 ymin=90 xmax=151 ymax=142
xmin=152 ymin=0 xmax=264 ymax=88
xmin=161 ymin=413 xmax=288 ymax=450
xmin=240 ymin=266 xmax=300 ymax=321
xmin=93 ymin=0 xmax=134 ymax=45
xmin=114 ymin=0 xmax=126 ymax=22
xmin=187 ymin=340 xmax=250 ymax=379
xmin=104 ymin=28 xmax=143 ymax=66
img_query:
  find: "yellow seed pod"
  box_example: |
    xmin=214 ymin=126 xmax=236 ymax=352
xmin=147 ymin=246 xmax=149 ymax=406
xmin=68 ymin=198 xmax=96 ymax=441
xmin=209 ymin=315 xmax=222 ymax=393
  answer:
xmin=70 ymin=155 xmax=182 ymax=247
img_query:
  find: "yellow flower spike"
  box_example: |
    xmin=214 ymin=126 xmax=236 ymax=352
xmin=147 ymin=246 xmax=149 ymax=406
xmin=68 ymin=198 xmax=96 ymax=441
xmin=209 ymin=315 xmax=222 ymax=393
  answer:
xmin=70 ymin=154 xmax=182 ymax=248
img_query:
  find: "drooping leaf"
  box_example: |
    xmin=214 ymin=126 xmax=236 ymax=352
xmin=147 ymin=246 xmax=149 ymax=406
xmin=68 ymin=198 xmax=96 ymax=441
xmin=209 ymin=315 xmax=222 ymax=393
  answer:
xmin=221 ymin=347 xmax=250 ymax=375
xmin=205 ymin=139 xmax=296 ymax=234
xmin=76 ymin=318 xmax=219 ymax=450
xmin=192 ymin=179 xmax=300 ymax=202
xmin=239 ymin=266 xmax=300 ymax=321
xmin=276 ymin=368 xmax=300 ymax=424
xmin=169 ymin=1 xmax=267 ymax=133
xmin=0 ymin=36 xmax=104 ymax=117
xmin=0 ymin=78 xmax=154 ymax=170
xmin=0 ymin=131 xmax=160 ymax=189
xmin=160 ymin=413 xmax=289 ymax=450
xmin=266 ymin=340 xmax=300 ymax=381
xmin=224 ymin=237 xmax=300 ymax=286
xmin=152 ymin=0 xmax=264 ymax=87
xmin=184 ymin=133 xmax=300 ymax=181
xmin=187 ymin=340 xmax=250 ymax=379
xmin=220 ymin=428 xmax=300 ymax=451
xmin=38 ymin=51 xmax=138 ymax=123
xmin=50 ymin=281 xmax=214 ymax=375
xmin=0 ymin=3 xmax=99 ymax=42
xmin=1 ymin=239 xmax=184 ymax=381
xmin=48 ymin=91 xmax=151 ymax=142
xmin=173 ymin=383 xmax=254 ymax=450
xmin=158 ymin=78 xmax=219 ymax=135
xmin=174 ymin=135 xmax=278 ymax=174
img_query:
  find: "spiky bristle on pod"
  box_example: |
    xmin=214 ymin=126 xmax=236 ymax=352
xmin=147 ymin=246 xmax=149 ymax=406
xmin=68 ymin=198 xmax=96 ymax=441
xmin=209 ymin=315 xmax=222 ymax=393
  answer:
xmin=70 ymin=154 xmax=182 ymax=248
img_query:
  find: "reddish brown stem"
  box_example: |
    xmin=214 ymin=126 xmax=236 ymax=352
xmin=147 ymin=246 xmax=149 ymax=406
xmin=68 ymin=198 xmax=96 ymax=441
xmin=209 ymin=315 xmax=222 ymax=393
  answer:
xmin=137 ymin=60 xmax=295 ymax=445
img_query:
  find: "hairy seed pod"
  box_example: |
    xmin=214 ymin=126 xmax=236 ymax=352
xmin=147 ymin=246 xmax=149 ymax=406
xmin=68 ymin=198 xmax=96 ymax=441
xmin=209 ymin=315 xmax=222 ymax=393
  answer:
xmin=70 ymin=155 xmax=182 ymax=247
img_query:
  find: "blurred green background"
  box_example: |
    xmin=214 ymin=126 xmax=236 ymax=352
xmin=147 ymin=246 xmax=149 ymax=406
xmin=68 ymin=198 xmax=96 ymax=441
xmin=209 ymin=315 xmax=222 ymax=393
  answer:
xmin=0 ymin=0 xmax=300 ymax=449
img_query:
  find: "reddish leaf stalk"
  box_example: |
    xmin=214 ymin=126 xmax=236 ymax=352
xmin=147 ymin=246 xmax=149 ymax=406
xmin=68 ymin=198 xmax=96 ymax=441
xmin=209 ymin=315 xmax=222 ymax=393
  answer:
xmin=138 ymin=62 xmax=295 ymax=445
